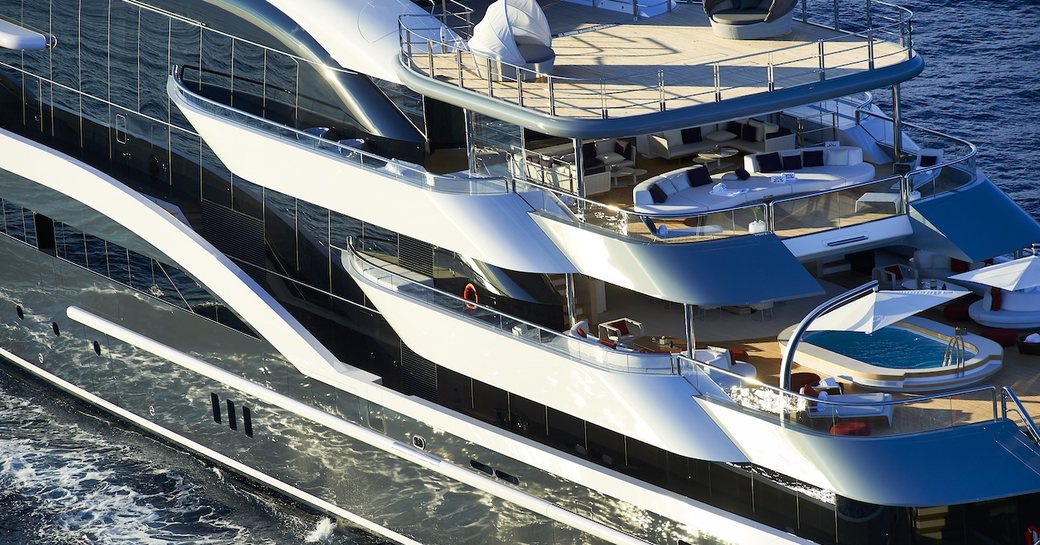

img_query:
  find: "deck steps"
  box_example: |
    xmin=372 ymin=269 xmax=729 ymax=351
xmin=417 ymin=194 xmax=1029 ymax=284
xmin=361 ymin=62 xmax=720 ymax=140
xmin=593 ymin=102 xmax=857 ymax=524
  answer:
xmin=549 ymin=274 xmax=588 ymax=325
xmin=816 ymin=257 xmax=852 ymax=277
xmin=914 ymin=506 xmax=949 ymax=540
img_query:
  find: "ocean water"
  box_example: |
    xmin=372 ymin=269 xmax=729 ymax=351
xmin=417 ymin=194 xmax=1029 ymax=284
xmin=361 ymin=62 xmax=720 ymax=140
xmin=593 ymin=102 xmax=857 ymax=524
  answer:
xmin=0 ymin=2 xmax=1038 ymax=545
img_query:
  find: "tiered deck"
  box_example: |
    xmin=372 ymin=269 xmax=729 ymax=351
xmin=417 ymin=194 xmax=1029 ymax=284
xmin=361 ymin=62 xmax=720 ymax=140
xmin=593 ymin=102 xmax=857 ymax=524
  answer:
xmin=403 ymin=1 xmax=912 ymax=119
xmin=595 ymin=273 xmax=1040 ymax=436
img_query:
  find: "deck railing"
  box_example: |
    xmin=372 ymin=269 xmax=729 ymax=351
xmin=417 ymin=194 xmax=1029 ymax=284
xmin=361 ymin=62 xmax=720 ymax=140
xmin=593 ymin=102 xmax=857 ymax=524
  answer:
xmin=398 ymin=0 xmax=914 ymax=119
xmin=347 ymin=242 xmax=682 ymax=375
xmin=514 ymin=179 xmax=769 ymax=243
xmin=855 ymin=108 xmax=979 ymax=200
xmin=769 ymin=175 xmax=904 ymax=238
xmin=678 ymin=355 xmax=1000 ymax=437
xmin=170 ymin=69 xmax=511 ymax=196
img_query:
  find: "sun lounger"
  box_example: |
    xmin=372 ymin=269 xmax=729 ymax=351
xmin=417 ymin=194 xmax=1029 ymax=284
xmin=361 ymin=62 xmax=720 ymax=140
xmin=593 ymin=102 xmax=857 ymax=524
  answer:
xmin=806 ymin=392 xmax=893 ymax=426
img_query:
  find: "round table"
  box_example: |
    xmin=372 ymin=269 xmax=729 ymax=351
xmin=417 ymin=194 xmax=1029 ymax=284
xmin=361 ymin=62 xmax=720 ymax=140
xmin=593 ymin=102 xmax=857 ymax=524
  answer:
xmin=611 ymin=167 xmax=647 ymax=187
xmin=696 ymin=147 xmax=739 ymax=170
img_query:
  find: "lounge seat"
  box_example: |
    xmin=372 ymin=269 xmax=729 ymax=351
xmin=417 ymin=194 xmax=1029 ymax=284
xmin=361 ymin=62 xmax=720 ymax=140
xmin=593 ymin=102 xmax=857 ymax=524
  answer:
xmin=969 ymin=287 xmax=1040 ymax=329
xmin=646 ymin=119 xmax=794 ymax=160
xmin=806 ymin=392 xmax=894 ymax=426
xmin=704 ymin=0 xmax=795 ymax=39
xmin=744 ymin=146 xmax=876 ymax=185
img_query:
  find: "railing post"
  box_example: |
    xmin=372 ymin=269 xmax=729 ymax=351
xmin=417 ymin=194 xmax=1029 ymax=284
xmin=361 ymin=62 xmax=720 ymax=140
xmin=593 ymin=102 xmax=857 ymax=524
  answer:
xmin=818 ymin=40 xmax=826 ymax=81
xmin=713 ymin=64 xmax=721 ymax=102
xmin=427 ymin=39 xmax=435 ymax=77
xmin=658 ymin=69 xmax=666 ymax=111
xmin=486 ymin=57 xmax=493 ymax=97
xmin=456 ymin=48 xmax=463 ymax=85
xmin=801 ymin=0 xmax=807 ymax=23
xmin=867 ymin=27 xmax=875 ymax=70
xmin=767 ymin=55 xmax=775 ymax=92
xmin=600 ymin=79 xmax=608 ymax=119
xmin=518 ymin=71 xmax=525 ymax=107
xmin=548 ymin=76 xmax=557 ymax=116
xmin=906 ymin=17 xmax=914 ymax=59
xmin=405 ymin=29 xmax=414 ymax=69
xmin=832 ymin=0 xmax=839 ymax=31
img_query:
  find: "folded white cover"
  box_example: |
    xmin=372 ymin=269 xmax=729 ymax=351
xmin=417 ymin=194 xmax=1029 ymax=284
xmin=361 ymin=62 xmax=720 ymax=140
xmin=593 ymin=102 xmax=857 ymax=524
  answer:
xmin=1026 ymin=333 xmax=1040 ymax=343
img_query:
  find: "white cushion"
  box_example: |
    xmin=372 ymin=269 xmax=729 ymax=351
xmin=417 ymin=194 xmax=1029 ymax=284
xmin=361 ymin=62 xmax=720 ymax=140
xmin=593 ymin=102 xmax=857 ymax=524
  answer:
xmin=825 ymin=148 xmax=851 ymax=166
xmin=663 ymin=130 xmax=683 ymax=147
xmin=746 ymin=119 xmax=766 ymax=142
xmin=704 ymin=130 xmax=737 ymax=143
xmin=762 ymin=121 xmax=779 ymax=133
xmin=658 ymin=179 xmax=680 ymax=195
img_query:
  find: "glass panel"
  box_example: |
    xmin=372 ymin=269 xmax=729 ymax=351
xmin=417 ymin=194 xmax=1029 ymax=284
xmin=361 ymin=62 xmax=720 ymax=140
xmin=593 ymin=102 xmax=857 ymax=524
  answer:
xmin=546 ymin=407 xmax=585 ymax=456
xmin=109 ymin=3 xmax=140 ymax=111
xmin=139 ymin=9 xmax=170 ymax=121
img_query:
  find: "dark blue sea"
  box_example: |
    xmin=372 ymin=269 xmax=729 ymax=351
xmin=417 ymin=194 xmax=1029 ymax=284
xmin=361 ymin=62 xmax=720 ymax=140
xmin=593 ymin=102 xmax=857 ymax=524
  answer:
xmin=0 ymin=2 xmax=1038 ymax=544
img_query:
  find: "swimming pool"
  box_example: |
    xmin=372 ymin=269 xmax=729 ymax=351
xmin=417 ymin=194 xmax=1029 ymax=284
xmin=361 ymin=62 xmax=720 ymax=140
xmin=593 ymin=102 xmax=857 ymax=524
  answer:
xmin=804 ymin=327 xmax=978 ymax=370
xmin=778 ymin=317 xmax=1003 ymax=393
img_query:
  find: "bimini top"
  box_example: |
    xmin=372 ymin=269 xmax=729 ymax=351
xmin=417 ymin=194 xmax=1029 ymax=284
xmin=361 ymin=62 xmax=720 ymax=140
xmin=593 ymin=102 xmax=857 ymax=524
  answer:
xmin=468 ymin=0 xmax=553 ymax=68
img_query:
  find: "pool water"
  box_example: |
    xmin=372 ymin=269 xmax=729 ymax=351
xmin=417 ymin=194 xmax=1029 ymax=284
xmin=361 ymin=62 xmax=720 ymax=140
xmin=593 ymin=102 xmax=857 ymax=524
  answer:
xmin=804 ymin=327 xmax=977 ymax=370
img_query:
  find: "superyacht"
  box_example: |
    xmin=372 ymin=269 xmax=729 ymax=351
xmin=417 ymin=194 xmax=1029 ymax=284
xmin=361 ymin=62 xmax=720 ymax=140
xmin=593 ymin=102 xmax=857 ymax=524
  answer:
xmin=1 ymin=1 xmax=1039 ymax=544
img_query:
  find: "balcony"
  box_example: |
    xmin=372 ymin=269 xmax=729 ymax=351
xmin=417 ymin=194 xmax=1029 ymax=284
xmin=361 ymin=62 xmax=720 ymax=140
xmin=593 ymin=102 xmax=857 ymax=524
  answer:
xmin=398 ymin=0 xmax=917 ymax=126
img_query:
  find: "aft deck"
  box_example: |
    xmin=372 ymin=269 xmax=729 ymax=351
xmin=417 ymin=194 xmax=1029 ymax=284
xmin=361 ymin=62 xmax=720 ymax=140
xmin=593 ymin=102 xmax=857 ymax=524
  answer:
xmin=594 ymin=272 xmax=1040 ymax=437
xmin=401 ymin=1 xmax=913 ymax=119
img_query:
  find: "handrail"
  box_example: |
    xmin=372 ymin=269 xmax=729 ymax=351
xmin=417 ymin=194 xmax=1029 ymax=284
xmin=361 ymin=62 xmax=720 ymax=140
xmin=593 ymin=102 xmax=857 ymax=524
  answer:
xmin=678 ymin=354 xmax=1000 ymax=435
xmin=513 ymin=178 xmax=768 ymax=243
xmin=855 ymin=108 xmax=978 ymax=182
xmin=346 ymin=242 xmax=681 ymax=376
xmin=769 ymin=173 xmax=903 ymax=206
xmin=398 ymin=0 xmax=916 ymax=119
xmin=1002 ymin=387 xmax=1040 ymax=446
xmin=169 ymin=68 xmax=512 ymax=196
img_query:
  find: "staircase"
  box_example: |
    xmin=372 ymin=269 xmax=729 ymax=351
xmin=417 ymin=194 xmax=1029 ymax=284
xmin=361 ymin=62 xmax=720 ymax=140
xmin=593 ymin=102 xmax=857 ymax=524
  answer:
xmin=816 ymin=257 xmax=852 ymax=277
xmin=914 ymin=506 xmax=949 ymax=541
xmin=549 ymin=274 xmax=588 ymax=325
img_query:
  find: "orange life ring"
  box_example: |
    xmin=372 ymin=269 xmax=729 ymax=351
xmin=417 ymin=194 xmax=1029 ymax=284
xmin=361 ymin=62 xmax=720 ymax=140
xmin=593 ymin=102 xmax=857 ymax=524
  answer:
xmin=1026 ymin=525 xmax=1039 ymax=545
xmin=463 ymin=283 xmax=478 ymax=311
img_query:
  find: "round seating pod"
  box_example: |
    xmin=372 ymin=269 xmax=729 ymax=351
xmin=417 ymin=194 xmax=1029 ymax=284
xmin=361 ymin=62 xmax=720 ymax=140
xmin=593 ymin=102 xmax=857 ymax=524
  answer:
xmin=704 ymin=0 xmax=796 ymax=40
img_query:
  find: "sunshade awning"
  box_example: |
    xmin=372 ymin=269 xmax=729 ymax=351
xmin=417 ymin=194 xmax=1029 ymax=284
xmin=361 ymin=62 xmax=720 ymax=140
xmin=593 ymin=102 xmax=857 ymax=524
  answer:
xmin=910 ymin=179 xmax=1040 ymax=262
xmin=807 ymin=289 xmax=966 ymax=334
xmin=950 ymin=255 xmax=1040 ymax=291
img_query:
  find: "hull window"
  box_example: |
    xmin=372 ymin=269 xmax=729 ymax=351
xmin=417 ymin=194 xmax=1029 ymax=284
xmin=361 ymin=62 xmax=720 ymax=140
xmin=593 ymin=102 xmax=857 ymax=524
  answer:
xmin=242 ymin=406 xmax=253 ymax=438
xmin=51 ymin=321 xmax=60 ymax=336
xmin=92 ymin=340 xmax=101 ymax=356
xmin=226 ymin=399 xmax=237 ymax=430
xmin=15 ymin=305 xmax=23 ymax=320
xmin=210 ymin=393 xmax=221 ymax=424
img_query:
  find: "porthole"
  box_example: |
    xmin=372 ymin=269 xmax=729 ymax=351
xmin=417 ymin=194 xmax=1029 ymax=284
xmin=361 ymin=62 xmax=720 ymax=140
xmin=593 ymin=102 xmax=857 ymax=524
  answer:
xmin=92 ymin=340 xmax=101 ymax=356
xmin=494 ymin=469 xmax=520 ymax=485
xmin=411 ymin=435 xmax=426 ymax=450
xmin=51 ymin=322 xmax=60 ymax=336
xmin=469 ymin=459 xmax=493 ymax=476
xmin=15 ymin=305 xmax=23 ymax=320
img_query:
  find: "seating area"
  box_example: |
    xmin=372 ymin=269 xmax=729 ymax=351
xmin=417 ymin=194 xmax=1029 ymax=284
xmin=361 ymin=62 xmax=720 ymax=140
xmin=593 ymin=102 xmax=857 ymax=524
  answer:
xmin=704 ymin=0 xmax=796 ymax=40
xmin=632 ymin=145 xmax=875 ymax=216
xmin=468 ymin=0 xmax=556 ymax=80
xmin=969 ymin=287 xmax=1040 ymax=329
xmin=523 ymin=138 xmax=634 ymax=195
xmin=645 ymin=119 xmax=795 ymax=160
xmin=911 ymin=250 xmax=1005 ymax=293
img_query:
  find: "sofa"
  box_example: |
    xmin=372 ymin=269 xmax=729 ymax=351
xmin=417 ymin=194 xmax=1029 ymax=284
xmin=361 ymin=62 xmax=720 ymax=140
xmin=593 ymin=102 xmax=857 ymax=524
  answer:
xmin=646 ymin=119 xmax=795 ymax=160
xmin=632 ymin=146 xmax=877 ymax=216
xmin=911 ymin=250 xmax=1008 ymax=293
xmin=969 ymin=287 xmax=1040 ymax=329
xmin=743 ymin=146 xmax=875 ymax=184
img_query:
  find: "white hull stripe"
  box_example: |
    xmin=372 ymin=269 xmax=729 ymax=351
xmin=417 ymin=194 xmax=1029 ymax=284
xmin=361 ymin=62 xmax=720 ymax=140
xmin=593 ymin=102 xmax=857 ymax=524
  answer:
xmin=66 ymin=306 xmax=654 ymax=545
xmin=0 ymin=344 xmax=423 ymax=545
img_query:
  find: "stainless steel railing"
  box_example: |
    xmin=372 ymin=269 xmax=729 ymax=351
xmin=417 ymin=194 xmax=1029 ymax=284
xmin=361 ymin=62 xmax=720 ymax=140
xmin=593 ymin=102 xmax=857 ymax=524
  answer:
xmin=346 ymin=242 xmax=682 ymax=376
xmin=678 ymin=355 xmax=1000 ymax=436
xmin=398 ymin=0 xmax=915 ymax=119
xmin=1001 ymin=387 xmax=1040 ymax=447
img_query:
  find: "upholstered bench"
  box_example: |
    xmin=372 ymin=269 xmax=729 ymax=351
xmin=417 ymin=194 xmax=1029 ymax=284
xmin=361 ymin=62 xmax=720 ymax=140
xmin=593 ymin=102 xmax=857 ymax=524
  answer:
xmin=979 ymin=327 xmax=1019 ymax=347
xmin=744 ymin=146 xmax=876 ymax=186
xmin=830 ymin=421 xmax=870 ymax=436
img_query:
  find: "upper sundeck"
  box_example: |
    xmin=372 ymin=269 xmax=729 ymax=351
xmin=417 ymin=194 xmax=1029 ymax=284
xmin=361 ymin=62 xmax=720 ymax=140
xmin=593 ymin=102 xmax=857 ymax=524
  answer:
xmin=397 ymin=0 xmax=920 ymax=137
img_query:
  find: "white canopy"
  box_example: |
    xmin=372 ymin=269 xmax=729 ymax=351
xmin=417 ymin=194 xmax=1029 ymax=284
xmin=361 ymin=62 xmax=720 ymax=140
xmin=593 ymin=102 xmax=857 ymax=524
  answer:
xmin=807 ymin=289 xmax=966 ymax=334
xmin=468 ymin=0 xmax=552 ymax=66
xmin=949 ymin=255 xmax=1040 ymax=292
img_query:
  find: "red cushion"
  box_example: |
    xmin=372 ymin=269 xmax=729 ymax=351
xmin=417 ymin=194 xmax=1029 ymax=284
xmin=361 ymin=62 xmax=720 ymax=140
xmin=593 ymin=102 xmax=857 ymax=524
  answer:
xmin=830 ymin=421 xmax=870 ymax=436
xmin=615 ymin=321 xmax=629 ymax=336
xmin=943 ymin=301 xmax=972 ymax=321
xmin=983 ymin=258 xmax=994 ymax=266
xmin=950 ymin=258 xmax=970 ymax=273
xmin=980 ymin=327 xmax=1018 ymax=347
xmin=790 ymin=372 xmax=821 ymax=392
xmin=598 ymin=338 xmax=617 ymax=349
xmin=990 ymin=287 xmax=1003 ymax=312
xmin=575 ymin=327 xmax=586 ymax=338
xmin=729 ymin=348 xmax=749 ymax=362
xmin=799 ymin=384 xmax=819 ymax=398
xmin=884 ymin=265 xmax=903 ymax=280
